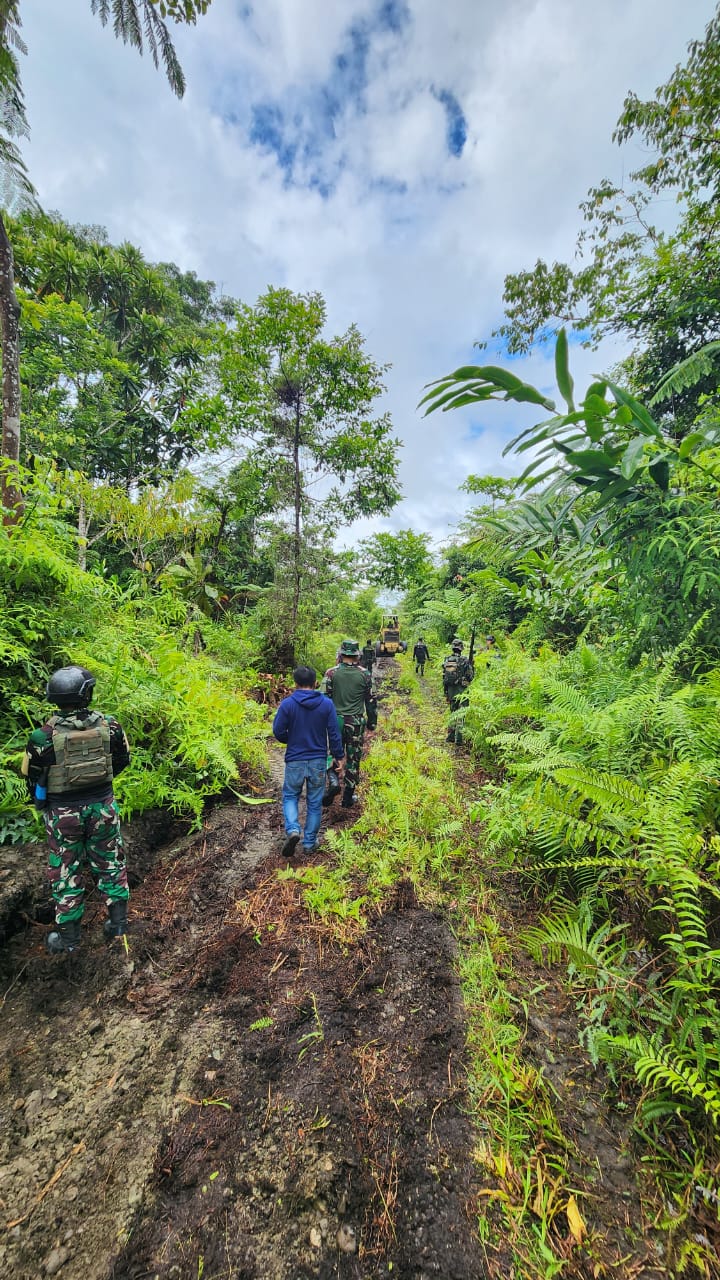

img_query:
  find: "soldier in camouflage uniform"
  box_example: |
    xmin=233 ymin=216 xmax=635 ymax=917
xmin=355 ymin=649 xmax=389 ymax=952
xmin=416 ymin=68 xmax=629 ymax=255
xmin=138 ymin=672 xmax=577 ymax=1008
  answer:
xmin=324 ymin=640 xmax=378 ymax=807
xmin=442 ymin=639 xmax=475 ymax=745
xmin=22 ymin=666 xmax=131 ymax=954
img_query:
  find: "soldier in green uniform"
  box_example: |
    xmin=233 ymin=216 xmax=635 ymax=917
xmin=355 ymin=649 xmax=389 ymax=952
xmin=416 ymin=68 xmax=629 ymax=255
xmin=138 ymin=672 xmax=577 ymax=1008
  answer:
xmin=360 ymin=639 xmax=376 ymax=675
xmin=22 ymin=666 xmax=131 ymax=954
xmin=441 ymin=639 xmax=475 ymax=744
xmin=324 ymin=639 xmax=378 ymax=807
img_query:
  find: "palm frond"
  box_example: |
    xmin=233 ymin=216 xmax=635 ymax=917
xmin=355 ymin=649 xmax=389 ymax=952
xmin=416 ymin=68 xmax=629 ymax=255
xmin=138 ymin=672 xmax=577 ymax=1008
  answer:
xmin=649 ymin=341 xmax=720 ymax=407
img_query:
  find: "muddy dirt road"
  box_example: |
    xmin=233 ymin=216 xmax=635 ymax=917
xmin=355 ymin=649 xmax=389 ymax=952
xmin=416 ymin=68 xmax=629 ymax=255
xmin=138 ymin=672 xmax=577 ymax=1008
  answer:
xmin=0 ymin=665 xmax=485 ymax=1280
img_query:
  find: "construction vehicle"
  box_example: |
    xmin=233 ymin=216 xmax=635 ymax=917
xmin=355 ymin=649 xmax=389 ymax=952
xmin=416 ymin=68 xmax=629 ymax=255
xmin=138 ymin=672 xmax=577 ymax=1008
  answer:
xmin=376 ymin=614 xmax=404 ymax=656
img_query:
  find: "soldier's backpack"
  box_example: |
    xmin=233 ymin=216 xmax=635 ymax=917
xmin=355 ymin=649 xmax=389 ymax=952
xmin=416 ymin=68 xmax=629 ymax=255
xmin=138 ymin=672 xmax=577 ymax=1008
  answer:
xmin=46 ymin=711 xmax=113 ymax=794
xmin=442 ymin=653 xmax=472 ymax=691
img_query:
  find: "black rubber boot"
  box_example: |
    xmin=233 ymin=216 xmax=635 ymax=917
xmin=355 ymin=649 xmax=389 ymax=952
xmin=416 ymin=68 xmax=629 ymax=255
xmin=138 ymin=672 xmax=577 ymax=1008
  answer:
xmin=46 ymin=918 xmax=82 ymax=955
xmin=281 ymin=833 xmax=301 ymax=859
xmin=322 ymin=769 xmax=341 ymax=808
xmin=341 ymin=785 xmax=356 ymax=808
xmin=103 ymin=899 xmax=128 ymax=940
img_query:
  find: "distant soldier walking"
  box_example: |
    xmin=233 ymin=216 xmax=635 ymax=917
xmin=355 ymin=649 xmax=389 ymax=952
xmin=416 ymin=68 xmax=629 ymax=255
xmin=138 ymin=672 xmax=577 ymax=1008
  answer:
xmin=22 ymin=666 xmax=131 ymax=954
xmin=360 ymin=638 xmax=376 ymax=675
xmin=413 ymin=637 xmax=430 ymax=676
xmin=441 ymin=639 xmax=475 ymax=745
xmin=324 ymin=639 xmax=378 ymax=807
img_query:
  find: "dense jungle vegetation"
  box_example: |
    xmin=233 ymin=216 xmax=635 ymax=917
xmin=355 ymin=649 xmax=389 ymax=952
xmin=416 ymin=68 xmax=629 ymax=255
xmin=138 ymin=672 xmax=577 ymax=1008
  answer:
xmin=4 ymin=1 xmax=720 ymax=1274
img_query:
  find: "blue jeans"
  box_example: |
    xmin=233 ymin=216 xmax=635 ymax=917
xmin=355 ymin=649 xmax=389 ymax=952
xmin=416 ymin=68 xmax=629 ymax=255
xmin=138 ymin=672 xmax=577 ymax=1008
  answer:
xmin=282 ymin=757 xmax=327 ymax=849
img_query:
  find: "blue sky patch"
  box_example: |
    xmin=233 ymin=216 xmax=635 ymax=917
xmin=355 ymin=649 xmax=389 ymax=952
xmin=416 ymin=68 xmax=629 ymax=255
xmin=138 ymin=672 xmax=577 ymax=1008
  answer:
xmin=249 ymin=103 xmax=297 ymax=172
xmin=377 ymin=0 xmax=411 ymax=33
xmin=433 ymin=88 xmax=467 ymax=156
xmin=233 ymin=1 xmax=415 ymax=189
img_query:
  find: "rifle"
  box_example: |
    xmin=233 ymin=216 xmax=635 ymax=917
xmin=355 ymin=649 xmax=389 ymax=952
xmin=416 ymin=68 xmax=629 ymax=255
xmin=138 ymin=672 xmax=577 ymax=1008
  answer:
xmin=468 ymin=626 xmax=476 ymax=664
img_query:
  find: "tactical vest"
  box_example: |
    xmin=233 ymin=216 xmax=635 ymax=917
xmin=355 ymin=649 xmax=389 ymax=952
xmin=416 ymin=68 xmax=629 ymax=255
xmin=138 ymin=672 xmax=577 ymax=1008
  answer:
xmin=46 ymin=711 xmax=113 ymax=794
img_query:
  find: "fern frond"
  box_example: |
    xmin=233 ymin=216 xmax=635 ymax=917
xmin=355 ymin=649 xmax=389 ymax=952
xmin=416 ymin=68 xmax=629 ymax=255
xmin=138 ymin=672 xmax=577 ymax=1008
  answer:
xmin=523 ymin=908 xmax=627 ymax=977
xmin=553 ymin=766 xmax=646 ymax=816
xmin=607 ymin=1034 xmax=720 ymax=1127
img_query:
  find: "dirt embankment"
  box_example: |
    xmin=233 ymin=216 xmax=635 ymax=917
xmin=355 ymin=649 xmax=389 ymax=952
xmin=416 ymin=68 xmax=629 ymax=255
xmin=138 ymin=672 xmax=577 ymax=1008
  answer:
xmin=0 ymin=673 xmax=485 ymax=1280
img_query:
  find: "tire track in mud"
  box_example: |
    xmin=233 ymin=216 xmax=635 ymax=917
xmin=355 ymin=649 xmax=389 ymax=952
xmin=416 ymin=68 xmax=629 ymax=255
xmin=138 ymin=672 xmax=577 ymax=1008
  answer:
xmin=0 ymin=671 xmax=487 ymax=1280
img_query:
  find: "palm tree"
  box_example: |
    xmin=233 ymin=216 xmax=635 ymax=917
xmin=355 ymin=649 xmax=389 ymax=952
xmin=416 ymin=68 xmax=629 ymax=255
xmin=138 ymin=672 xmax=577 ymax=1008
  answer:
xmin=0 ymin=0 xmax=212 ymax=519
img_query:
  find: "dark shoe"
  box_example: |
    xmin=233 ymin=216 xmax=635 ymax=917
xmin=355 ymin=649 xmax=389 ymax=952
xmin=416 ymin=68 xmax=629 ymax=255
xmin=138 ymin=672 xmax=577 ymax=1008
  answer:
xmin=341 ymin=786 xmax=357 ymax=808
xmin=322 ymin=770 xmax=341 ymax=808
xmin=281 ymin=832 xmax=301 ymax=858
xmin=103 ymin=899 xmax=128 ymax=940
xmin=46 ymin=918 xmax=82 ymax=955
xmin=303 ymin=844 xmax=317 ymax=853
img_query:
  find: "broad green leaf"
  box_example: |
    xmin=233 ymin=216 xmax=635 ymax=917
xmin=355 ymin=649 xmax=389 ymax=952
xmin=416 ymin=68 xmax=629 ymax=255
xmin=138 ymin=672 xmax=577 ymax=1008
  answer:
xmin=620 ymin=436 xmax=647 ymax=479
xmin=678 ymin=431 xmax=707 ymax=459
xmin=606 ymin=380 xmax=661 ymax=438
xmin=584 ymin=393 xmax=611 ymax=417
xmin=420 ymin=380 xmax=498 ymax=414
xmin=466 ymin=364 xmax=534 ymax=392
xmin=565 ymin=449 xmax=617 ymax=475
xmin=594 ymin=475 xmax=634 ymax=503
xmin=236 ymin=795 xmax=274 ymax=805
xmin=649 ymin=457 xmax=671 ymax=491
xmin=435 ymin=390 xmax=497 ymax=412
xmin=554 ymin=329 xmax=575 ymax=410
xmin=450 ymin=364 xmax=555 ymax=410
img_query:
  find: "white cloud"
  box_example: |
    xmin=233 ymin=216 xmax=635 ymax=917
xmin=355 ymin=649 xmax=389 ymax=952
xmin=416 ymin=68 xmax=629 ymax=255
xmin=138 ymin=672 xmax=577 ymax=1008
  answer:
xmin=18 ymin=0 xmax=718 ymax=544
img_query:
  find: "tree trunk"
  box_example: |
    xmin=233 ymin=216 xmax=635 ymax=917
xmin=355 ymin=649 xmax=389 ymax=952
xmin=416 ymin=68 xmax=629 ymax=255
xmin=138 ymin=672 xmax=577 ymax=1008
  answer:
xmin=211 ymin=501 xmax=230 ymax=557
xmin=290 ymin=399 xmax=302 ymax=663
xmin=0 ymin=211 xmax=22 ymax=522
xmin=77 ymin=491 xmax=88 ymax=570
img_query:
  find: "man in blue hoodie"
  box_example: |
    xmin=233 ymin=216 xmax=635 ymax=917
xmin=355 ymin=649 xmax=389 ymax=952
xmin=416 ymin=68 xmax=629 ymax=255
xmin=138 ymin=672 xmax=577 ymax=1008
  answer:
xmin=272 ymin=665 xmax=345 ymax=858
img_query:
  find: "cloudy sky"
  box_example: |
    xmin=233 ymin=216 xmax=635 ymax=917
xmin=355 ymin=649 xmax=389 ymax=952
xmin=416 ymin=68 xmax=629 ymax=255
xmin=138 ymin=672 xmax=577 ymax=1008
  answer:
xmin=20 ymin=0 xmax=717 ymax=545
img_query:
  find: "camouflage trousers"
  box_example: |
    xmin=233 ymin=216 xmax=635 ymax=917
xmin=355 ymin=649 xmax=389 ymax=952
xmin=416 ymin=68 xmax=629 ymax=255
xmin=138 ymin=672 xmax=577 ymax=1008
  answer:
xmin=341 ymin=714 xmax=366 ymax=790
xmin=446 ymin=690 xmax=469 ymax=744
xmin=44 ymin=798 xmax=129 ymax=925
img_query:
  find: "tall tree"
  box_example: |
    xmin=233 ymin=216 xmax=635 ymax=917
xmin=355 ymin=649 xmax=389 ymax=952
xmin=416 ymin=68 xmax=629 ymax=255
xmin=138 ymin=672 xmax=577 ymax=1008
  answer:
xmin=358 ymin=529 xmax=433 ymax=591
xmin=0 ymin=0 xmax=213 ymax=518
xmin=215 ymin=287 xmax=400 ymax=661
xmin=16 ymin=211 xmax=223 ymax=492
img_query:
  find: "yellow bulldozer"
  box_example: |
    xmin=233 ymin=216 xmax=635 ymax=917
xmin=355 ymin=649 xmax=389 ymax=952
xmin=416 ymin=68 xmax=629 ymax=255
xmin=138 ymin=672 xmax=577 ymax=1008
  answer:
xmin=376 ymin=614 xmax=406 ymax=657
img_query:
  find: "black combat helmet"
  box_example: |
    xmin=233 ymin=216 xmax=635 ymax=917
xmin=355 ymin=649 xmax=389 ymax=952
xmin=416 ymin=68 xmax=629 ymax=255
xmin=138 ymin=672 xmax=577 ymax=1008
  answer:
xmin=46 ymin=665 xmax=96 ymax=707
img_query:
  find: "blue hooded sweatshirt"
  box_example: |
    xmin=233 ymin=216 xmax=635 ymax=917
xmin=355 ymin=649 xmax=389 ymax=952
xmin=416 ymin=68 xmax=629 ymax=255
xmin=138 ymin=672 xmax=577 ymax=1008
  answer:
xmin=272 ymin=688 xmax=344 ymax=763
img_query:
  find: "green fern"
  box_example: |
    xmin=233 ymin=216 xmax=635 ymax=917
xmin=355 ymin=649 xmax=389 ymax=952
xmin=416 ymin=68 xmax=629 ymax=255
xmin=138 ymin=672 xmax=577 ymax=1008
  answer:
xmin=604 ymin=1034 xmax=720 ymax=1127
xmin=523 ymin=905 xmax=627 ymax=978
